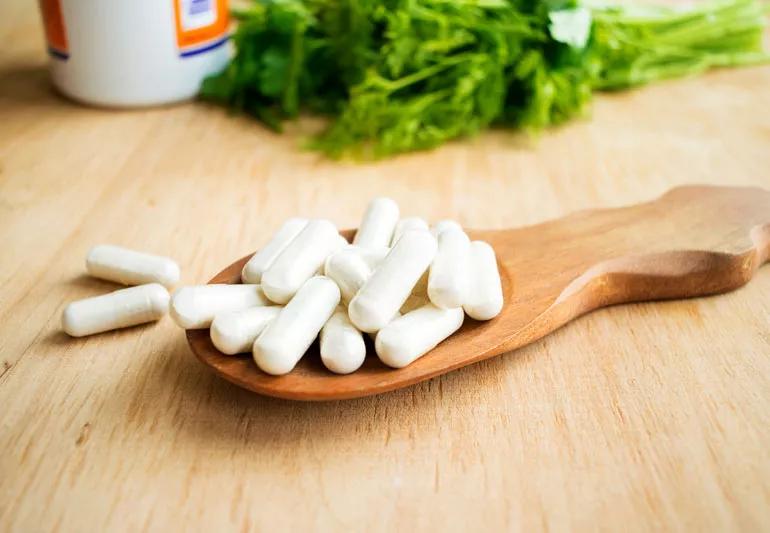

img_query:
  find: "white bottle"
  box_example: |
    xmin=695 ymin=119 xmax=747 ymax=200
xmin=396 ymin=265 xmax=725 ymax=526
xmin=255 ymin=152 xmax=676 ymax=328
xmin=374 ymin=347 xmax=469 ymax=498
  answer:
xmin=37 ymin=0 xmax=230 ymax=107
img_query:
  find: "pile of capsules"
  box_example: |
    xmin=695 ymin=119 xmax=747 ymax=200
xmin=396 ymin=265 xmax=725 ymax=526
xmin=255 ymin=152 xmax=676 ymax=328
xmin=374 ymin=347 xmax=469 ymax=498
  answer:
xmin=62 ymin=198 xmax=503 ymax=375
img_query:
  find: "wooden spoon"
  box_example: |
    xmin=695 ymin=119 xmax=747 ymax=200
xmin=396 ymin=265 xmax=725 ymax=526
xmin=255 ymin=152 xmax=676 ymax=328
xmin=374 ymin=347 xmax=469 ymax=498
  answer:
xmin=186 ymin=185 xmax=770 ymax=401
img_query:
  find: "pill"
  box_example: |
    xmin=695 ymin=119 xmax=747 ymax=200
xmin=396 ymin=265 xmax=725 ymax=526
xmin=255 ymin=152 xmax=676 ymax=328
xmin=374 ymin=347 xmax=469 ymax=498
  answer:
xmin=320 ymin=307 xmax=367 ymax=374
xmin=323 ymin=246 xmax=388 ymax=304
xmin=62 ymin=283 xmax=169 ymax=337
xmin=431 ymin=219 xmax=463 ymax=237
xmin=86 ymin=244 xmax=180 ymax=288
xmin=355 ymin=246 xmax=390 ymax=269
xmin=353 ymin=197 xmax=400 ymax=249
xmin=253 ymin=276 xmax=340 ymax=375
xmin=170 ymin=284 xmax=270 ymax=329
xmin=391 ymin=216 xmax=428 ymax=245
xmin=375 ymin=304 xmax=464 ymax=368
xmin=241 ymin=218 xmax=308 ymax=284
xmin=463 ymin=241 xmax=504 ymax=320
xmin=210 ymin=306 xmax=281 ymax=355
xmin=261 ymin=219 xmax=341 ymax=304
xmin=349 ymin=230 xmax=437 ymax=333
xmin=324 ymin=249 xmax=373 ymax=305
xmin=428 ymin=227 xmax=470 ymax=309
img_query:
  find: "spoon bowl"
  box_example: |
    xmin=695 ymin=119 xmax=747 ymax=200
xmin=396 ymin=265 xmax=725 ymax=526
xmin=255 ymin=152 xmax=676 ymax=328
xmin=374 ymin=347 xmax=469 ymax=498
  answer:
xmin=187 ymin=185 xmax=770 ymax=400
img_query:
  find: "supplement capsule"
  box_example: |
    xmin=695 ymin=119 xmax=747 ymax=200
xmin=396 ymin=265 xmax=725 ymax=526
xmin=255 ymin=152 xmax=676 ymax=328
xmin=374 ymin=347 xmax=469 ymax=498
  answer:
xmin=463 ymin=241 xmax=504 ymax=320
xmin=355 ymin=246 xmax=390 ymax=269
xmin=431 ymin=219 xmax=463 ymax=237
xmin=62 ymin=283 xmax=169 ymax=337
xmin=375 ymin=304 xmax=464 ymax=368
xmin=349 ymin=230 xmax=437 ymax=333
xmin=170 ymin=284 xmax=270 ymax=329
xmin=254 ymin=276 xmax=341 ymax=375
xmin=241 ymin=218 xmax=308 ymax=284
xmin=353 ymin=197 xmax=400 ymax=249
xmin=324 ymin=249 xmax=371 ymax=305
xmin=320 ymin=307 xmax=367 ymax=374
xmin=261 ymin=219 xmax=341 ymax=304
xmin=428 ymin=227 xmax=470 ymax=309
xmin=391 ymin=217 xmax=428 ymax=245
xmin=86 ymin=244 xmax=180 ymax=288
xmin=323 ymin=246 xmax=388 ymax=304
xmin=210 ymin=306 xmax=281 ymax=355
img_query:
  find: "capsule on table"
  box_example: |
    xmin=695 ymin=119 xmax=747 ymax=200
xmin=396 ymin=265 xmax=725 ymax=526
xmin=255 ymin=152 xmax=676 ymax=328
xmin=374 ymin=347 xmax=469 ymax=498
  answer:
xmin=86 ymin=244 xmax=180 ymax=288
xmin=431 ymin=219 xmax=463 ymax=237
xmin=353 ymin=197 xmax=400 ymax=249
xmin=375 ymin=304 xmax=464 ymax=368
xmin=320 ymin=307 xmax=367 ymax=374
xmin=170 ymin=284 xmax=270 ymax=329
xmin=210 ymin=305 xmax=281 ymax=355
xmin=253 ymin=276 xmax=340 ymax=376
xmin=62 ymin=283 xmax=169 ymax=337
xmin=348 ymin=229 xmax=438 ymax=333
xmin=241 ymin=218 xmax=308 ymax=284
xmin=261 ymin=219 xmax=341 ymax=304
xmin=391 ymin=216 xmax=428 ymax=245
xmin=463 ymin=241 xmax=504 ymax=320
xmin=428 ymin=227 xmax=470 ymax=309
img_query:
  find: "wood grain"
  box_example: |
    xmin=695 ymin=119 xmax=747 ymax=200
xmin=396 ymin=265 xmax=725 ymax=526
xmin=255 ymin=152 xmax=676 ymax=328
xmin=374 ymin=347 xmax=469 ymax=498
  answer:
xmin=190 ymin=186 xmax=770 ymax=400
xmin=1 ymin=1 xmax=770 ymax=531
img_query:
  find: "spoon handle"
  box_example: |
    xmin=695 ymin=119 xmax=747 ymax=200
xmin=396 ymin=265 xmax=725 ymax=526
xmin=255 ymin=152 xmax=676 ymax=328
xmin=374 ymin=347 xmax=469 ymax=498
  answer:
xmin=496 ymin=185 xmax=770 ymax=354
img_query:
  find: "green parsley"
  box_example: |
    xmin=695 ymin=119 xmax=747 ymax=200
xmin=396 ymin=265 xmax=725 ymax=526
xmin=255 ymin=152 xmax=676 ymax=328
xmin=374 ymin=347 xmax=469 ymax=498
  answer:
xmin=201 ymin=0 xmax=768 ymax=158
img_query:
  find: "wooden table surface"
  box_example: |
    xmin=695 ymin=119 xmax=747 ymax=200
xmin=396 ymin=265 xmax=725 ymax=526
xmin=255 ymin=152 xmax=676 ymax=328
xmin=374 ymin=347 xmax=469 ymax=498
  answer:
xmin=2 ymin=2 xmax=770 ymax=532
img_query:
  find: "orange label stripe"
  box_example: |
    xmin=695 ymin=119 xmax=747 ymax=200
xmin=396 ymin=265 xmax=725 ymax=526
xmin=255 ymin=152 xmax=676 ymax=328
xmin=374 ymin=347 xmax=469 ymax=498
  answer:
xmin=173 ymin=0 xmax=229 ymax=56
xmin=39 ymin=0 xmax=69 ymax=59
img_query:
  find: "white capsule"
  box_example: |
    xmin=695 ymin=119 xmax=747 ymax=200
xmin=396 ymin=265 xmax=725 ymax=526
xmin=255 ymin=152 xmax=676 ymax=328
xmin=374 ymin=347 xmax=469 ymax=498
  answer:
xmin=349 ymin=230 xmax=437 ymax=333
xmin=355 ymin=246 xmax=390 ymax=269
xmin=463 ymin=241 xmax=504 ymax=320
xmin=170 ymin=284 xmax=270 ymax=329
xmin=320 ymin=307 xmax=367 ymax=374
xmin=428 ymin=227 xmax=470 ymax=309
xmin=241 ymin=218 xmax=308 ymax=284
xmin=323 ymin=249 xmax=373 ymax=305
xmin=431 ymin=219 xmax=463 ymax=237
xmin=391 ymin=217 xmax=429 ymax=245
xmin=86 ymin=244 xmax=180 ymax=288
xmin=375 ymin=304 xmax=464 ymax=368
xmin=353 ymin=197 xmax=400 ymax=249
xmin=261 ymin=219 xmax=341 ymax=304
xmin=253 ymin=276 xmax=340 ymax=375
xmin=62 ymin=283 xmax=169 ymax=337
xmin=210 ymin=306 xmax=281 ymax=355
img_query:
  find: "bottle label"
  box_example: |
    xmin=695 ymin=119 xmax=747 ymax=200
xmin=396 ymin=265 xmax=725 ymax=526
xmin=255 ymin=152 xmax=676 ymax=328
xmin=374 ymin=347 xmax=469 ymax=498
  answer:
xmin=39 ymin=0 xmax=69 ymax=60
xmin=173 ymin=0 xmax=229 ymax=58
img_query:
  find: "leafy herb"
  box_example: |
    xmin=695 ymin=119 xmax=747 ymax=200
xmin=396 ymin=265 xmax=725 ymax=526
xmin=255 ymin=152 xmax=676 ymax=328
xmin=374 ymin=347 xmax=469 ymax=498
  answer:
xmin=201 ymin=0 xmax=768 ymax=158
